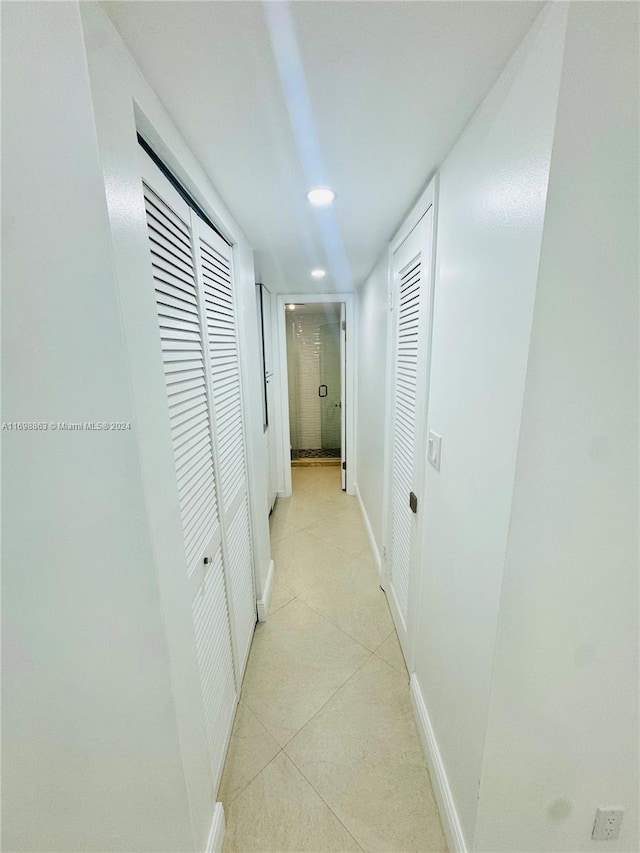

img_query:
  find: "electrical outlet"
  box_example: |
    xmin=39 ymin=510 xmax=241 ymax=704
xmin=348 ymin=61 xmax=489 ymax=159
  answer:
xmin=592 ymin=808 xmax=624 ymax=841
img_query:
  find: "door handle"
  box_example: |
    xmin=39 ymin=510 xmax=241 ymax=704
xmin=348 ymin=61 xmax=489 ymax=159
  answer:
xmin=318 ymin=384 xmax=328 ymax=397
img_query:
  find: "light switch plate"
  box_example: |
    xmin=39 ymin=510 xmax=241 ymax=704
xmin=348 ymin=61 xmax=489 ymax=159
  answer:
xmin=428 ymin=430 xmax=442 ymax=471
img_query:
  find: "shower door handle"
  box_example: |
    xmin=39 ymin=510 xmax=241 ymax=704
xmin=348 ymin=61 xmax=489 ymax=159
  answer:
xmin=318 ymin=384 xmax=328 ymax=398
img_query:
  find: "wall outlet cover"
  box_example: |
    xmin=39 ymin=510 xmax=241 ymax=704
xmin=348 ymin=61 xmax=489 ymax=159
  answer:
xmin=592 ymin=807 xmax=624 ymax=841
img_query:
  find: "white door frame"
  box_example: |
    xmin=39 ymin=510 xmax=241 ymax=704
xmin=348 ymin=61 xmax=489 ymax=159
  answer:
xmin=381 ymin=175 xmax=438 ymax=672
xmin=275 ymin=293 xmax=355 ymax=497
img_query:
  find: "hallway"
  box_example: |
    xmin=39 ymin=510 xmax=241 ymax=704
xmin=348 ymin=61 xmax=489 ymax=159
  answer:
xmin=4 ymin=3 xmax=638 ymax=851
xmin=219 ymin=466 xmax=446 ymax=852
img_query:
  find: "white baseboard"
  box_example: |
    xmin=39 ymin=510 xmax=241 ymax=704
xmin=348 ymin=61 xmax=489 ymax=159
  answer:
xmin=385 ymin=579 xmax=410 ymax=661
xmin=256 ymin=558 xmax=275 ymax=622
xmin=354 ymin=484 xmax=382 ymax=577
xmin=410 ymin=674 xmax=468 ymax=853
xmin=205 ymin=802 xmax=225 ymax=853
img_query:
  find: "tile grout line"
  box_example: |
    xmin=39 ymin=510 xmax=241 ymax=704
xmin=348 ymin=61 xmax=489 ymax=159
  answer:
xmin=294 ymin=593 xmax=393 ymax=656
xmin=239 ymin=599 xmax=375 ymax=749
xmin=222 ymin=729 xmax=365 ymax=849
xmin=236 ymin=599 xmax=372 ymax=747
xmin=220 ymin=745 xmax=284 ymax=809
xmin=279 ymin=650 xmax=375 ymax=750
xmin=281 ymin=754 xmax=366 ymax=853
xmin=280 ymin=652 xmax=410 ymax=852
xmin=282 ymin=653 xmax=428 ymax=851
xmin=231 ymin=473 xmax=412 ymax=848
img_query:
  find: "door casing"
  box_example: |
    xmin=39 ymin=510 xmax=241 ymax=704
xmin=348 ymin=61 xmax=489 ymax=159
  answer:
xmin=274 ymin=293 xmax=355 ymax=497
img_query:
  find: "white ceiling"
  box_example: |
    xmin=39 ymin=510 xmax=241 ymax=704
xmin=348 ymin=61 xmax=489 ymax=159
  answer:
xmin=105 ymin=1 xmax=543 ymax=294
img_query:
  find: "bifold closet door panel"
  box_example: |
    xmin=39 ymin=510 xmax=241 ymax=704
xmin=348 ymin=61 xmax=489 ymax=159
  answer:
xmin=193 ymin=217 xmax=256 ymax=674
xmin=390 ymin=240 xmax=421 ymax=625
xmin=388 ymin=207 xmax=434 ymax=644
xmin=141 ymin=162 xmax=236 ymax=792
xmin=192 ymin=543 xmax=237 ymax=789
xmin=142 ymin=181 xmax=219 ymax=578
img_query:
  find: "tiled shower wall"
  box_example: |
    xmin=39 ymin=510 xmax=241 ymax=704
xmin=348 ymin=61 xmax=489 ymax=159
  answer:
xmin=286 ymin=309 xmax=340 ymax=451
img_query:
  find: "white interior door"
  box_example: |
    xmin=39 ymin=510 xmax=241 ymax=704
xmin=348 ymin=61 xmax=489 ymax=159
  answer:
xmin=340 ymin=302 xmax=346 ymax=490
xmin=386 ymin=205 xmax=435 ymax=656
xmin=140 ymin=159 xmax=236 ymax=791
xmin=192 ymin=216 xmax=257 ymax=677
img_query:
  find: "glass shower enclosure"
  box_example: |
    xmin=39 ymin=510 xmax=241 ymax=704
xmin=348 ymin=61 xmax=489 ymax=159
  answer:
xmin=318 ymin=321 xmax=341 ymax=455
xmin=286 ymin=303 xmax=343 ymax=465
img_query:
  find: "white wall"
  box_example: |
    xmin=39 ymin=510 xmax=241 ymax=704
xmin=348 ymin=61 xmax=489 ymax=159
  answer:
xmin=413 ymin=6 xmax=568 ymax=846
xmin=3 ymin=3 xmax=274 ymax=849
xmin=78 ymin=2 xmax=273 ymax=842
xmin=474 ymin=4 xmax=639 ymax=850
xmin=78 ymin=3 xmax=271 ymax=604
xmin=355 ymin=254 xmax=389 ymax=557
xmin=1 ymin=4 xmax=193 ymax=850
xmin=356 ymin=3 xmax=639 ymax=851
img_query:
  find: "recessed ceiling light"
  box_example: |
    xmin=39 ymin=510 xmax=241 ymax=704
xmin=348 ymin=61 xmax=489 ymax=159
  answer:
xmin=311 ymin=269 xmax=326 ymax=279
xmin=306 ymin=187 xmax=336 ymax=207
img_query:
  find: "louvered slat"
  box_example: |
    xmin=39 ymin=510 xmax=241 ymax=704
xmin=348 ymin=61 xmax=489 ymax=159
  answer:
xmin=390 ymin=253 xmax=422 ymax=622
xmin=143 ymin=182 xmax=219 ymax=576
xmin=200 ymin=236 xmax=247 ymax=513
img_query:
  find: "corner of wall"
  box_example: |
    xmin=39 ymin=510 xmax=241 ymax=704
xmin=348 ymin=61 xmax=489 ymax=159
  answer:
xmin=256 ymin=559 xmax=275 ymax=622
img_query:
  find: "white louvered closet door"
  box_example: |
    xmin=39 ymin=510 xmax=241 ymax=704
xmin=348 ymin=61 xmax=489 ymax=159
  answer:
xmin=388 ymin=206 xmax=434 ymax=654
xmin=140 ymin=158 xmax=236 ymax=793
xmin=192 ymin=216 xmax=256 ymax=677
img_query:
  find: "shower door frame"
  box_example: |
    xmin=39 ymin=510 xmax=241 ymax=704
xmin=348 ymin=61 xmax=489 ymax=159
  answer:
xmin=275 ymin=293 xmax=355 ymax=497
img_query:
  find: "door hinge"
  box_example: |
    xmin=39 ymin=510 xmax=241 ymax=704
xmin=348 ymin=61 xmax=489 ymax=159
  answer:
xmin=409 ymin=491 xmax=418 ymax=513
xmin=342 ymin=461 xmax=346 ymax=470
xmin=341 ymin=320 xmax=346 ymax=331
xmin=388 ymin=292 xmax=393 ymax=311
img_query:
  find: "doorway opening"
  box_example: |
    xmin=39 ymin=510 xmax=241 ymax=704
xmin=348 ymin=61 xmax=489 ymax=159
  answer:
xmin=286 ymin=302 xmax=342 ymax=467
xmin=276 ymin=295 xmax=353 ymax=497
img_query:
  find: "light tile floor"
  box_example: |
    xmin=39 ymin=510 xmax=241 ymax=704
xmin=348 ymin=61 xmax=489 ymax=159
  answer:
xmin=220 ymin=466 xmax=446 ymax=853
